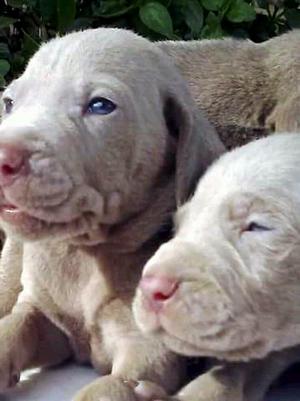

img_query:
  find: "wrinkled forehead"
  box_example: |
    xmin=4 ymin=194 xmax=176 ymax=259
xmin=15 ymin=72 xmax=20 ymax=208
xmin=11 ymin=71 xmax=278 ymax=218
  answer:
xmin=190 ymin=150 xmax=300 ymax=218
xmin=21 ymin=29 xmax=160 ymax=92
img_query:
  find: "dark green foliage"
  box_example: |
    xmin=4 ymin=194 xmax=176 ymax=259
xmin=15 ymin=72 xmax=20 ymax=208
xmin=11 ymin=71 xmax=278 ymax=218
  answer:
xmin=0 ymin=0 xmax=298 ymax=86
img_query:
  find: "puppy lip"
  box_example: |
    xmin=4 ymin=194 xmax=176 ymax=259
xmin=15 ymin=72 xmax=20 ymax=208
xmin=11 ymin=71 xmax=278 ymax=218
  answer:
xmin=0 ymin=203 xmax=18 ymax=212
xmin=0 ymin=204 xmax=37 ymax=227
xmin=161 ymin=323 xmax=265 ymax=360
xmin=0 ymin=182 xmax=79 ymax=224
xmin=0 ymin=201 xmax=108 ymax=244
xmin=0 ymin=203 xmax=77 ymax=229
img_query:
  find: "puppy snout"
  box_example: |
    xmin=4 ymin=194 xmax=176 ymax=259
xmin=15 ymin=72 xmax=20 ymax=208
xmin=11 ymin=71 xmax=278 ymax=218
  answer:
xmin=139 ymin=275 xmax=178 ymax=307
xmin=0 ymin=144 xmax=28 ymax=187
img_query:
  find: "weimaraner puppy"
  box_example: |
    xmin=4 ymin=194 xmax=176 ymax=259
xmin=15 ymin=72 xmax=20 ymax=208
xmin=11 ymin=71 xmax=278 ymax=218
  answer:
xmin=157 ymin=31 xmax=300 ymax=148
xmin=0 ymin=28 xmax=225 ymax=400
xmin=134 ymin=133 xmax=300 ymax=401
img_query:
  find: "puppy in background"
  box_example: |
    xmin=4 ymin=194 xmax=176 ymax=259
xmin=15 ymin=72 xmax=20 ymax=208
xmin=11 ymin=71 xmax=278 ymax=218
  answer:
xmin=0 ymin=28 xmax=224 ymax=400
xmin=134 ymin=133 xmax=300 ymax=401
xmin=158 ymin=31 xmax=300 ymax=148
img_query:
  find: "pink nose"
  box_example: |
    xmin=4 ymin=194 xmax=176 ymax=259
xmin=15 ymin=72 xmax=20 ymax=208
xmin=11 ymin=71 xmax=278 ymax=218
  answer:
xmin=139 ymin=275 xmax=178 ymax=304
xmin=0 ymin=145 xmax=27 ymax=186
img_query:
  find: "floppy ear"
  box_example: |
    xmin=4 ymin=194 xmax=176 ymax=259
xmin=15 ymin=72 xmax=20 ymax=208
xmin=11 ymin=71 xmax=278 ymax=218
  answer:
xmin=163 ymin=95 xmax=225 ymax=206
xmin=266 ymin=95 xmax=300 ymax=132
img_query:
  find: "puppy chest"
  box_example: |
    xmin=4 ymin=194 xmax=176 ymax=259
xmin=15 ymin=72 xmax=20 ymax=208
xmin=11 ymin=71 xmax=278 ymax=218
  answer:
xmin=20 ymin=242 xmax=110 ymax=359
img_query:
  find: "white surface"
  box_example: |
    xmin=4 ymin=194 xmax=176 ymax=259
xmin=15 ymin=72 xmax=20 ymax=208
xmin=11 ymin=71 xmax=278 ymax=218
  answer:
xmin=0 ymin=364 xmax=299 ymax=401
xmin=1 ymin=365 xmax=98 ymax=401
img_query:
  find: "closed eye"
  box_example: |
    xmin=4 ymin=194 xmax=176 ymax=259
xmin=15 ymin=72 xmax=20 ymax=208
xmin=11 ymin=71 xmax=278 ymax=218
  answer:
xmin=243 ymin=222 xmax=273 ymax=232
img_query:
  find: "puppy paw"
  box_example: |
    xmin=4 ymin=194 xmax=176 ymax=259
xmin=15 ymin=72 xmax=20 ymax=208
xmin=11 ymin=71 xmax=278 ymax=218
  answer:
xmin=0 ymin=335 xmax=21 ymax=392
xmin=0 ymin=361 xmax=21 ymax=392
xmin=133 ymin=381 xmax=175 ymax=401
xmin=73 ymin=375 xmax=139 ymax=401
xmin=175 ymin=369 xmax=243 ymax=401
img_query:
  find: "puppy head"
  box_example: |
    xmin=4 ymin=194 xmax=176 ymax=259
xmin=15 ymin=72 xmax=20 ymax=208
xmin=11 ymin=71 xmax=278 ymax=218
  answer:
xmin=134 ymin=133 xmax=300 ymax=361
xmin=0 ymin=28 xmax=223 ymax=243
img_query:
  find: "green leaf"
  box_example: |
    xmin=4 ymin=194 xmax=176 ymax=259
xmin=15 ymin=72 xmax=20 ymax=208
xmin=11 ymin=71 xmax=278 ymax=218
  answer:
xmin=0 ymin=43 xmax=10 ymax=60
xmin=6 ymin=0 xmax=25 ymax=8
xmin=139 ymin=2 xmax=175 ymax=39
xmin=0 ymin=16 xmax=17 ymax=29
xmin=184 ymin=0 xmax=204 ymax=36
xmin=21 ymin=30 xmax=39 ymax=59
xmin=10 ymin=52 xmax=25 ymax=75
xmin=219 ymin=0 xmax=234 ymax=18
xmin=201 ymin=12 xmax=223 ymax=38
xmin=99 ymin=4 xmax=136 ymax=18
xmin=158 ymin=0 xmax=172 ymax=6
xmin=132 ymin=13 xmax=161 ymax=39
xmin=39 ymin=0 xmax=56 ymax=21
xmin=25 ymin=0 xmax=38 ymax=8
xmin=256 ymin=0 xmax=267 ymax=8
xmin=201 ymin=0 xmax=225 ymax=11
xmin=285 ymin=9 xmax=300 ymax=28
xmin=170 ymin=0 xmax=187 ymax=24
xmin=226 ymin=0 xmax=256 ymax=22
xmin=0 ymin=60 xmax=10 ymax=76
xmin=57 ymin=0 xmax=76 ymax=32
xmin=92 ymin=0 xmax=136 ymax=18
xmin=0 ymin=74 xmax=5 ymax=89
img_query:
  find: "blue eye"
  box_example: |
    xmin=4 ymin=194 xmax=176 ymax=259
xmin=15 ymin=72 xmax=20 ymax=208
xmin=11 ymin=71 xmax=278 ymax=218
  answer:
xmin=86 ymin=97 xmax=116 ymax=115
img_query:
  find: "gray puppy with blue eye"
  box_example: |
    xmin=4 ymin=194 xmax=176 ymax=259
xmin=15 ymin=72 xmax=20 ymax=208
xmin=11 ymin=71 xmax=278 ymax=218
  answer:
xmin=0 ymin=28 xmax=224 ymax=400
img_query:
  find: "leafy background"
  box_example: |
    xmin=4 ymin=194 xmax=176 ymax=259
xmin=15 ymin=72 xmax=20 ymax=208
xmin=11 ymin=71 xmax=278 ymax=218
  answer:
xmin=0 ymin=0 xmax=300 ymax=87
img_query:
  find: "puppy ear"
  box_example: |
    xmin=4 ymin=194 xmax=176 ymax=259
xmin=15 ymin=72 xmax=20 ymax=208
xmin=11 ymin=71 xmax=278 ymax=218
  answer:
xmin=164 ymin=95 xmax=225 ymax=205
xmin=266 ymin=95 xmax=300 ymax=132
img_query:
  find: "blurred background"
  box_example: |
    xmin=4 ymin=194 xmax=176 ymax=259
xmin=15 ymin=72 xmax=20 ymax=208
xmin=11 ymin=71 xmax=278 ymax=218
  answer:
xmin=0 ymin=0 xmax=299 ymax=88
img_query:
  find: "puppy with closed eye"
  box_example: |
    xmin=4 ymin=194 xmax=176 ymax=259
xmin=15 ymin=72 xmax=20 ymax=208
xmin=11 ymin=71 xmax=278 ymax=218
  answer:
xmin=134 ymin=133 xmax=300 ymax=401
xmin=0 ymin=28 xmax=225 ymax=400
